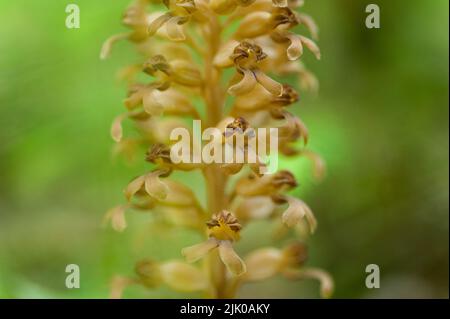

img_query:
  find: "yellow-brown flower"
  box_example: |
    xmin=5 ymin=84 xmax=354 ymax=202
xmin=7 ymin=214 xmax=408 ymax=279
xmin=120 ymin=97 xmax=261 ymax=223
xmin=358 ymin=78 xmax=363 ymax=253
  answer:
xmin=182 ymin=211 xmax=246 ymax=276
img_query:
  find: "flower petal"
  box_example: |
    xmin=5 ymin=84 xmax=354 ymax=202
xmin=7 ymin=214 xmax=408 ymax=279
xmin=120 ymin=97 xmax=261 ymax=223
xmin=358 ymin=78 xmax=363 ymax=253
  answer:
xmin=302 ymin=200 xmax=317 ymax=234
xmin=302 ymin=268 xmax=334 ymax=298
xmin=103 ymin=205 xmax=127 ymax=232
xmin=143 ymin=90 xmax=164 ymax=116
xmin=228 ymin=69 xmax=257 ymax=96
xmin=283 ymin=267 xmax=334 ymax=299
xmin=100 ymin=33 xmax=128 ymax=60
xmin=218 ymin=240 xmax=246 ymax=276
xmin=282 ymin=197 xmax=317 ymax=233
xmin=148 ymin=13 xmax=172 ymax=36
xmin=286 ymin=34 xmax=303 ymax=61
xmin=110 ymin=276 xmax=135 ymax=299
xmin=124 ymin=175 xmax=146 ymax=201
xmin=302 ymin=150 xmax=326 ymax=181
xmin=281 ymin=198 xmax=305 ymax=227
xmin=165 ymin=16 xmax=187 ymax=42
xmin=253 ymin=69 xmax=283 ymax=96
xmin=182 ymin=238 xmax=219 ymax=263
xmin=110 ymin=113 xmax=127 ymax=142
xmin=144 ymin=171 xmax=169 ymax=201
xmin=298 ymin=13 xmax=319 ymax=40
xmin=300 ymin=35 xmax=321 ymax=60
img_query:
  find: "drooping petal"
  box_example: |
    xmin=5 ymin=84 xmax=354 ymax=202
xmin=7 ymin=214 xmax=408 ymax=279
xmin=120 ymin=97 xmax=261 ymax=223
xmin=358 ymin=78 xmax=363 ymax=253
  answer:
xmin=159 ymin=261 xmax=208 ymax=292
xmin=143 ymin=89 xmax=164 ymax=116
xmin=281 ymin=197 xmax=317 ymax=233
xmin=303 ymin=199 xmax=317 ymax=234
xmin=182 ymin=237 xmax=219 ymax=263
xmin=144 ymin=171 xmax=169 ymax=200
xmin=302 ymin=268 xmax=334 ymax=298
xmin=298 ymin=68 xmax=319 ymax=93
xmin=296 ymin=116 xmax=309 ymax=145
xmin=165 ymin=16 xmax=188 ymax=41
xmin=253 ymin=69 xmax=283 ymax=96
xmin=302 ymin=150 xmax=326 ymax=181
xmin=281 ymin=198 xmax=305 ymax=227
xmin=298 ymin=13 xmax=319 ymax=40
xmin=103 ymin=205 xmax=127 ymax=232
xmin=100 ymin=33 xmax=129 ymax=60
xmin=286 ymin=33 xmax=303 ymax=61
xmin=110 ymin=113 xmax=127 ymax=142
xmin=148 ymin=13 xmax=172 ymax=36
xmin=110 ymin=276 xmax=136 ymax=299
xmin=300 ymin=35 xmax=321 ymax=60
xmin=228 ymin=69 xmax=257 ymax=96
xmin=218 ymin=240 xmax=246 ymax=276
xmin=283 ymin=267 xmax=334 ymax=299
xmin=124 ymin=175 xmax=146 ymax=201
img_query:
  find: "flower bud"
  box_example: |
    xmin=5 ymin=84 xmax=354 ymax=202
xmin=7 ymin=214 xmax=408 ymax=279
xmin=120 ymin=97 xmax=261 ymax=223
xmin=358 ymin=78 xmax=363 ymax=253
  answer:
xmin=243 ymin=248 xmax=283 ymax=281
xmin=279 ymin=196 xmax=317 ymax=233
xmin=210 ymin=0 xmax=238 ymax=15
xmin=170 ymin=59 xmax=203 ymax=86
xmin=234 ymin=12 xmax=272 ymax=39
xmin=234 ymin=196 xmax=275 ymax=221
xmin=135 ymin=259 xmax=162 ymax=288
xmin=159 ymin=261 xmax=208 ymax=292
xmin=103 ymin=205 xmax=128 ymax=232
xmin=124 ymin=169 xmax=170 ymax=202
xmin=236 ymin=170 xmax=297 ymax=196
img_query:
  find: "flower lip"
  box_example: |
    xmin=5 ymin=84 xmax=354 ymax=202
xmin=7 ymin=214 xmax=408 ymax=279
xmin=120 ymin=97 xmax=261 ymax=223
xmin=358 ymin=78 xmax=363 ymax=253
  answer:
xmin=143 ymin=55 xmax=172 ymax=76
xmin=225 ymin=117 xmax=250 ymax=135
xmin=272 ymin=170 xmax=298 ymax=188
xmin=272 ymin=7 xmax=299 ymax=28
xmin=231 ymin=41 xmax=267 ymax=66
xmin=283 ymin=242 xmax=308 ymax=266
xmin=273 ymin=84 xmax=299 ymax=106
xmin=206 ymin=210 xmax=242 ymax=241
xmin=146 ymin=143 xmax=172 ymax=163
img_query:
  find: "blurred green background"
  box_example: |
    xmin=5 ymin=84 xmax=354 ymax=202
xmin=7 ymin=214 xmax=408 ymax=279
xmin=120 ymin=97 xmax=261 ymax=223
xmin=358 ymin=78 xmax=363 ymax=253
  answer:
xmin=0 ymin=0 xmax=448 ymax=298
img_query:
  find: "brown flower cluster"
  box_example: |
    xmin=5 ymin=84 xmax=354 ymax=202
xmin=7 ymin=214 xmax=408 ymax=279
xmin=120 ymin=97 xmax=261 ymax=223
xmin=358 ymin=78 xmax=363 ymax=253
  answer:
xmin=102 ymin=0 xmax=332 ymax=298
